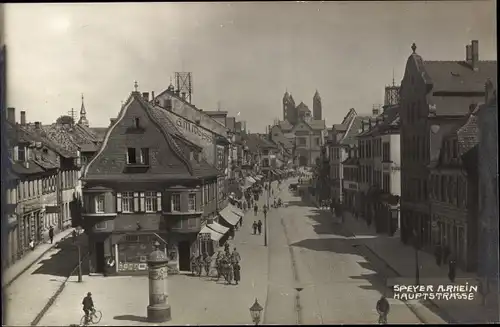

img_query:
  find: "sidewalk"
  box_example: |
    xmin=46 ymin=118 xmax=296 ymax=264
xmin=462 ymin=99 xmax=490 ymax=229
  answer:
xmin=341 ymin=211 xmax=499 ymax=324
xmin=38 ymin=202 xmax=269 ymax=326
xmin=3 ymin=228 xmax=75 ymax=288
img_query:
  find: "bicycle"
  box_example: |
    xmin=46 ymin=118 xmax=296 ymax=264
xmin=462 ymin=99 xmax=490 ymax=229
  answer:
xmin=80 ymin=308 xmax=102 ymax=326
xmin=378 ymin=313 xmax=387 ymax=324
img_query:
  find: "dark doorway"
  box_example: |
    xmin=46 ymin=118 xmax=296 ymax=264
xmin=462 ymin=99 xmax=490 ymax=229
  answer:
xmin=95 ymin=242 xmax=105 ymax=273
xmin=299 ymin=156 xmax=308 ymax=167
xmin=178 ymin=241 xmax=191 ymax=271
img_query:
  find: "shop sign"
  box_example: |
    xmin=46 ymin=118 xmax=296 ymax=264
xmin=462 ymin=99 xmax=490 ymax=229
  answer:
xmin=198 ymin=232 xmax=211 ymax=241
xmin=164 ymin=110 xmax=215 ymax=144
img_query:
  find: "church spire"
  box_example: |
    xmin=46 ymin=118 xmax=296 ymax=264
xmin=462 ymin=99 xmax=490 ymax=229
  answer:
xmin=78 ymin=93 xmax=90 ymax=127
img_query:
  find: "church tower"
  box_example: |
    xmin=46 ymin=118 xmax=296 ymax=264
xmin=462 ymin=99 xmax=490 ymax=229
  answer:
xmin=313 ymin=90 xmax=322 ymax=120
xmin=78 ymin=93 xmax=90 ymax=127
xmin=283 ymin=90 xmax=290 ymax=122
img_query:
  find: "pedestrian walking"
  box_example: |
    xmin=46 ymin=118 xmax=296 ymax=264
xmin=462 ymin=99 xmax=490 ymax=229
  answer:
xmin=376 ymin=295 xmax=390 ymax=324
xmin=72 ymin=229 xmax=77 ymax=243
xmin=233 ymin=262 xmax=241 ymax=285
xmin=448 ymin=255 xmax=457 ymax=283
xmin=190 ymin=252 xmax=197 ymax=276
xmin=224 ymin=242 xmax=230 ymax=255
xmin=203 ymin=252 xmax=212 ymax=277
xmin=231 ymin=247 xmax=241 ymax=264
xmin=29 ymin=238 xmax=35 ymax=251
xmin=215 ymin=251 xmax=224 ymax=281
xmin=254 ymin=204 xmax=258 ymax=216
xmin=263 ymin=205 xmax=268 ymax=218
xmin=252 ymin=221 xmax=258 ymax=235
xmin=49 ymin=226 xmax=54 ymax=244
xmin=257 ymin=220 xmax=263 ymax=235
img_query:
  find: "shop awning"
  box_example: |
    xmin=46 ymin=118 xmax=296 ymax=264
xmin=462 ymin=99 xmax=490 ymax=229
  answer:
xmin=199 ymin=225 xmax=224 ymax=242
xmin=207 ymin=221 xmax=229 ymax=235
xmin=228 ymin=204 xmax=244 ymax=217
xmin=246 ymin=176 xmax=256 ymax=184
xmin=219 ymin=206 xmax=241 ymax=226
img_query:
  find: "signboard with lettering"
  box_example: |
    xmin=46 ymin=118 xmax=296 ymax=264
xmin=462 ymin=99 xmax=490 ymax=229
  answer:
xmin=117 ymin=241 xmax=155 ymax=272
xmin=161 ymin=110 xmax=216 ymax=165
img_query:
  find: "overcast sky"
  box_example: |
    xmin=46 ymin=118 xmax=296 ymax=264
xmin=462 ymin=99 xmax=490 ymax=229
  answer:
xmin=4 ymin=1 xmax=497 ymax=131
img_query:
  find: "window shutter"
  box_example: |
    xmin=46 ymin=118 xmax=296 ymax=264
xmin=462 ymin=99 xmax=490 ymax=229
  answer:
xmin=117 ymin=193 xmax=122 ymax=212
xmin=133 ymin=192 xmax=139 ymax=212
xmin=139 ymin=192 xmax=145 ymax=212
xmin=13 ymin=146 xmax=19 ymax=161
xmin=156 ymin=192 xmax=162 ymax=211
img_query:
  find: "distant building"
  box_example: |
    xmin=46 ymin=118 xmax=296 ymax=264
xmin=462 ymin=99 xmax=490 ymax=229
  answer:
xmin=276 ymin=91 xmax=327 ymax=167
xmin=399 ymin=40 xmax=496 ymax=256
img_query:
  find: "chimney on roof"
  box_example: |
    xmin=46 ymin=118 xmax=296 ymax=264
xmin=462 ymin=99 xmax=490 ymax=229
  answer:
xmin=6 ymin=107 xmax=15 ymax=124
xmin=372 ymin=106 xmax=380 ymax=116
xmin=466 ymin=44 xmax=472 ymax=64
xmin=471 ymin=40 xmax=479 ymax=70
xmin=35 ymin=121 xmax=41 ymax=129
xmin=142 ymin=92 xmax=149 ymax=102
xmin=20 ymin=111 xmax=26 ymax=125
xmin=151 ymin=91 xmax=155 ymax=101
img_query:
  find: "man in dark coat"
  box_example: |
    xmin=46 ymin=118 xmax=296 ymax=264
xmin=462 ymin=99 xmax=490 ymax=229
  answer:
xmin=376 ymin=295 xmax=390 ymax=324
xmin=49 ymin=226 xmax=54 ymax=244
xmin=257 ymin=220 xmax=263 ymax=235
xmin=82 ymin=292 xmax=95 ymax=325
xmin=448 ymin=255 xmax=457 ymax=283
xmin=233 ymin=262 xmax=241 ymax=285
xmin=252 ymin=221 xmax=258 ymax=235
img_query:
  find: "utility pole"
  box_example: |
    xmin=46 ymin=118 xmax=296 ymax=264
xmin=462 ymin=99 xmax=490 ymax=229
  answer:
xmin=265 ymin=171 xmax=270 ymax=247
xmin=77 ymin=242 xmax=83 ymax=282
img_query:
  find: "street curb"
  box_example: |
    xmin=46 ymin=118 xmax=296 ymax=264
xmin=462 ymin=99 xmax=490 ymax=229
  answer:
xmin=30 ymin=249 xmax=89 ymax=326
xmin=3 ymin=229 xmax=74 ymax=289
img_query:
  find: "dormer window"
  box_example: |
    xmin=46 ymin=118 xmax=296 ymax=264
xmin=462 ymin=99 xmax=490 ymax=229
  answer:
xmin=134 ymin=118 xmax=141 ymax=128
xmin=17 ymin=146 xmax=26 ymax=162
xmin=127 ymin=148 xmax=137 ymax=164
xmin=139 ymin=148 xmax=149 ymax=165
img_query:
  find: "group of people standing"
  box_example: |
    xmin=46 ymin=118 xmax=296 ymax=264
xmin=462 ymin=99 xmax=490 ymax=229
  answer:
xmin=190 ymin=242 xmax=242 ymax=286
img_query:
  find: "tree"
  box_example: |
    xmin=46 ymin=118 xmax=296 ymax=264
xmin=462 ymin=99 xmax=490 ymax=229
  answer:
xmin=56 ymin=115 xmax=74 ymax=125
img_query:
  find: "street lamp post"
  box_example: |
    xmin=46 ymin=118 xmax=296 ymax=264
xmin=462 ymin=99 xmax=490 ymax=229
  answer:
xmin=249 ymin=298 xmax=263 ymax=325
xmin=77 ymin=243 xmax=83 ymax=282
xmin=264 ymin=171 xmax=270 ymax=247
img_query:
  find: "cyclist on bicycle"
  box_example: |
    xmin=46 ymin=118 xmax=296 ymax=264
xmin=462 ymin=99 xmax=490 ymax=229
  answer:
xmin=376 ymin=295 xmax=390 ymax=324
xmin=82 ymin=292 xmax=95 ymax=324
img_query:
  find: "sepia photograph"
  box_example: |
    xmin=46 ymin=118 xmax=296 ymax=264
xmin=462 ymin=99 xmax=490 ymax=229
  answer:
xmin=1 ymin=1 xmax=498 ymax=326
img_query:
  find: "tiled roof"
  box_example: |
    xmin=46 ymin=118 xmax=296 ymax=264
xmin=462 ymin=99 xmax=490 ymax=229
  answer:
xmin=278 ymin=120 xmax=293 ymax=131
xmin=333 ymin=124 xmax=347 ymax=131
xmin=343 ymin=115 xmax=370 ymax=145
xmin=307 ymin=119 xmax=326 ymax=131
xmin=90 ymin=128 xmax=108 ymax=142
xmin=85 ymin=92 xmax=219 ymax=181
xmin=429 ymin=95 xmax=485 ymax=117
xmin=457 ymin=113 xmax=479 ymax=156
xmin=11 ymin=159 xmax=45 ymax=175
xmin=19 ymin=124 xmax=76 ymax=158
xmin=423 ymin=61 xmax=497 ymax=93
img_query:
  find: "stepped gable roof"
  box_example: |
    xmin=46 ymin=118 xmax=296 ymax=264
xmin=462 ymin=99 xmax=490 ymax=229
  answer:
xmin=84 ymin=91 xmax=219 ymax=181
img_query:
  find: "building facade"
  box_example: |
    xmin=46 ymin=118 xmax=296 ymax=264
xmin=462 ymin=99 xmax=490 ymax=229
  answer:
xmin=429 ymin=113 xmax=479 ymax=271
xmin=399 ymin=41 xmax=496 ymax=255
xmin=476 ymin=80 xmax=497 ymax=279
xmin=82 ymin=89 xmax=223 ymax=275
xmin=277 ymin=91 xmax=327 ymax=167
